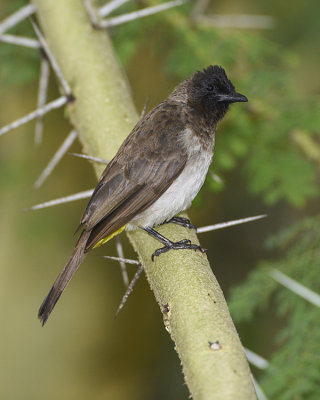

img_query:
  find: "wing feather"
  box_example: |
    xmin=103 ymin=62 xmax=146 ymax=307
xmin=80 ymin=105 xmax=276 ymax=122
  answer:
xmin=79 ymin=101 xmax=188 ymax=248
xmin=85 ymin=157 xmax=187 ymax=250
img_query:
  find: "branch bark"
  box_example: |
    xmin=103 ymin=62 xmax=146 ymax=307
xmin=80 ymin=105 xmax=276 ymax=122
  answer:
xmin=31 ymin=1 xmax=256 ymax=398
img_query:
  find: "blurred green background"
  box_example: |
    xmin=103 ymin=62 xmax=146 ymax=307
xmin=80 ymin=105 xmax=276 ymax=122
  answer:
xmin=0 ymin=0 xmax=319 ymax=399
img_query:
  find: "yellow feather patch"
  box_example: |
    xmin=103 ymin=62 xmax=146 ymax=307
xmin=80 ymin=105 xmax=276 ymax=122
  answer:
xmin=92 ymin=225 xmax=126 ymax=249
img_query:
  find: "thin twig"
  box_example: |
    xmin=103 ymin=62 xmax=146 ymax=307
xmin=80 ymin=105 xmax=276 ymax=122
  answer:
xmin=35 ymin=57 xmax=50 ymax=145
xmin=114 ymin=264 xmax=144 ymax=318
xmin=25 ymin=189 xmax=93 ymax=211
xmin=197 ymin=214 xmax=267 ymax=234
xmin=31 ymin=20 xmax=72 ymax=95
xmin=0 ymin=34 xmax=40 ymax=48
xmin=195 ymin=14 xmax=275 ymax=29
xmin=100 ymin=255 xmax=140 ymax=265
xmin=34 ymin=130 xmax=78 ymax=188
xmin=270 ymin=269 xmax=320 ymax=307
xmin=99 ymin=0 xmax=130 ymax=18
xmin=244 ymin=347 xmax=269 ymax=370
xmin=115 ymin=236 xmax=129 ymax=287
xmin=69 ymin=152 xmax=108 ymax=164
xmin=0 ymin=4 xmax=36 ymax=35
xmin=0 ymin=96 xmax=68 ymax=137
xmin=97 ymin=0 xmax=186 ymax=28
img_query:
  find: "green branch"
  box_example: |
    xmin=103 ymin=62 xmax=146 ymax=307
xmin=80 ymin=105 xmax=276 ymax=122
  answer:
xmin=32 ymin=0 xmax=256 ymax=398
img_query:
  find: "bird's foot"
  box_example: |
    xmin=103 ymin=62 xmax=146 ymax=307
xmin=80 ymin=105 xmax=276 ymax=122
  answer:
xmin=151 ymin=239 xmax=206 ymax=261
xmin=143 ymin=227 xmax=206 ymax=261
xmin=166 ymin=216 xmax=197 ymax=231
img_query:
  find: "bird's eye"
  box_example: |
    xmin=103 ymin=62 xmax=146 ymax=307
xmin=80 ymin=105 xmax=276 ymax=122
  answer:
xmin=207 ymin=84 xmax=214 ymax=91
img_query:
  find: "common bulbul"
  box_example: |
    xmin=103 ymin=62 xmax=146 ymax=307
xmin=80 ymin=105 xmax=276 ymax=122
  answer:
xmin=38 ymin=65 xmax=248 ymax=325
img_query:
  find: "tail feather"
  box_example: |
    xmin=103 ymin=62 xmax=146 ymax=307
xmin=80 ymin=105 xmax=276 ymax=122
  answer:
xmin=38 ymin=230 xmax=91 ymax=325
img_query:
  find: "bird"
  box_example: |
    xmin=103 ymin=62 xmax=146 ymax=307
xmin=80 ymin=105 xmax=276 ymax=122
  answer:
xmin=38 ymin=65 xmax=248 ymax=325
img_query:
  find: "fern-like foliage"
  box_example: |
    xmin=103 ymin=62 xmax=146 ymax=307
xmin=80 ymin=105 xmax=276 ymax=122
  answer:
xmin=228 ymin=217 xmax=320 ymax=399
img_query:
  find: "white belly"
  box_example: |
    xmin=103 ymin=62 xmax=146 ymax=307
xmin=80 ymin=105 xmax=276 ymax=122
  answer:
xmin=127 ymin=150 xmax=213 ymax=229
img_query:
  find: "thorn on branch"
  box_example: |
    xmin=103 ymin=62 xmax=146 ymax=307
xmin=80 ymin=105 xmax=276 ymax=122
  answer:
xmin=25 ymin=189 xmax=94 ymax=211
xmin=95 ymin=0 xmax=187 ymax=29
xmin=100 ymin=254 xmax=142 ymax=317
xmin=269 ymin=269 xmax=320 ymax=308
xmin=140 ymin=96 xmax=150 ymax=118
xmin=30 ymin=19 xmax=72 ymax=96
xmin=190 ymin=0 xmax=275 ymax=30
xmin=116 ymin=236 xmax=129 ymax=287
xmin=193 ymin=14 xmax=275 ymax=30
xmin=251 ymin=375 xmax=269 ymax=400
xmin=209 ymin=170 xmax=223 ymax=184
xmin=98 ymin=0 xmax=130 ymax=18
xmin=34 ymin=130 xmax=78 ymax=188
xmin=0 ymin=34 xmax=40 ymax=48
xmin=68 ymin=152 xmax=109 ymax=164
xmin=0 ymin=4 xmax=36 ymax=35
xmin=100 ymin=255 xmax=140 ymax=265
xmin=35 ymin=57 xmax=50 ymax=146
xmin=114 ymin=264 xmax=144 ymax=318
xmin=197 ymin=214 xmax=267 ymax=234
xmin=244 ymin=347 xmax=269 ymax=370
xmin=0 ymin=96 xmax=68 ymax=137
xmin=83 ymin=0 xmax=99 ymax=27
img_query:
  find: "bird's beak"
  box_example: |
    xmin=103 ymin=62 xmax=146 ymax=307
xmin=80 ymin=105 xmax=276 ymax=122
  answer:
xmin=216 ymin=92 xmax=248 ymax=103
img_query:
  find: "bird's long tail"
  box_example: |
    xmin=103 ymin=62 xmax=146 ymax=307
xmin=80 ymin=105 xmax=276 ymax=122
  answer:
xmin=38 ymin=229 xmax=91 ymax=326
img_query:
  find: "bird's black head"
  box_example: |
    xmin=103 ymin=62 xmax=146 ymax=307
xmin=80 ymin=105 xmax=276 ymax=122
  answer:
xmin=187 ymin=65 xmax=248 ymax=119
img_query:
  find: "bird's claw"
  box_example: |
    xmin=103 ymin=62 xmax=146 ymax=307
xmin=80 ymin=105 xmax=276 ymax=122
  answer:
xmin=151 ymin=239 xmax=207 ymax=261
xmin=166 ymin=217 xmax=197 ymax=231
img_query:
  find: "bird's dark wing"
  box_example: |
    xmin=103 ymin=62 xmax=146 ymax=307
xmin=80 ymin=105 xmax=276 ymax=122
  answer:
xmin=86 ymin=158 xmax=186 ymax=250
xmin=79 ymin=102 xmax=188 ymax=250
